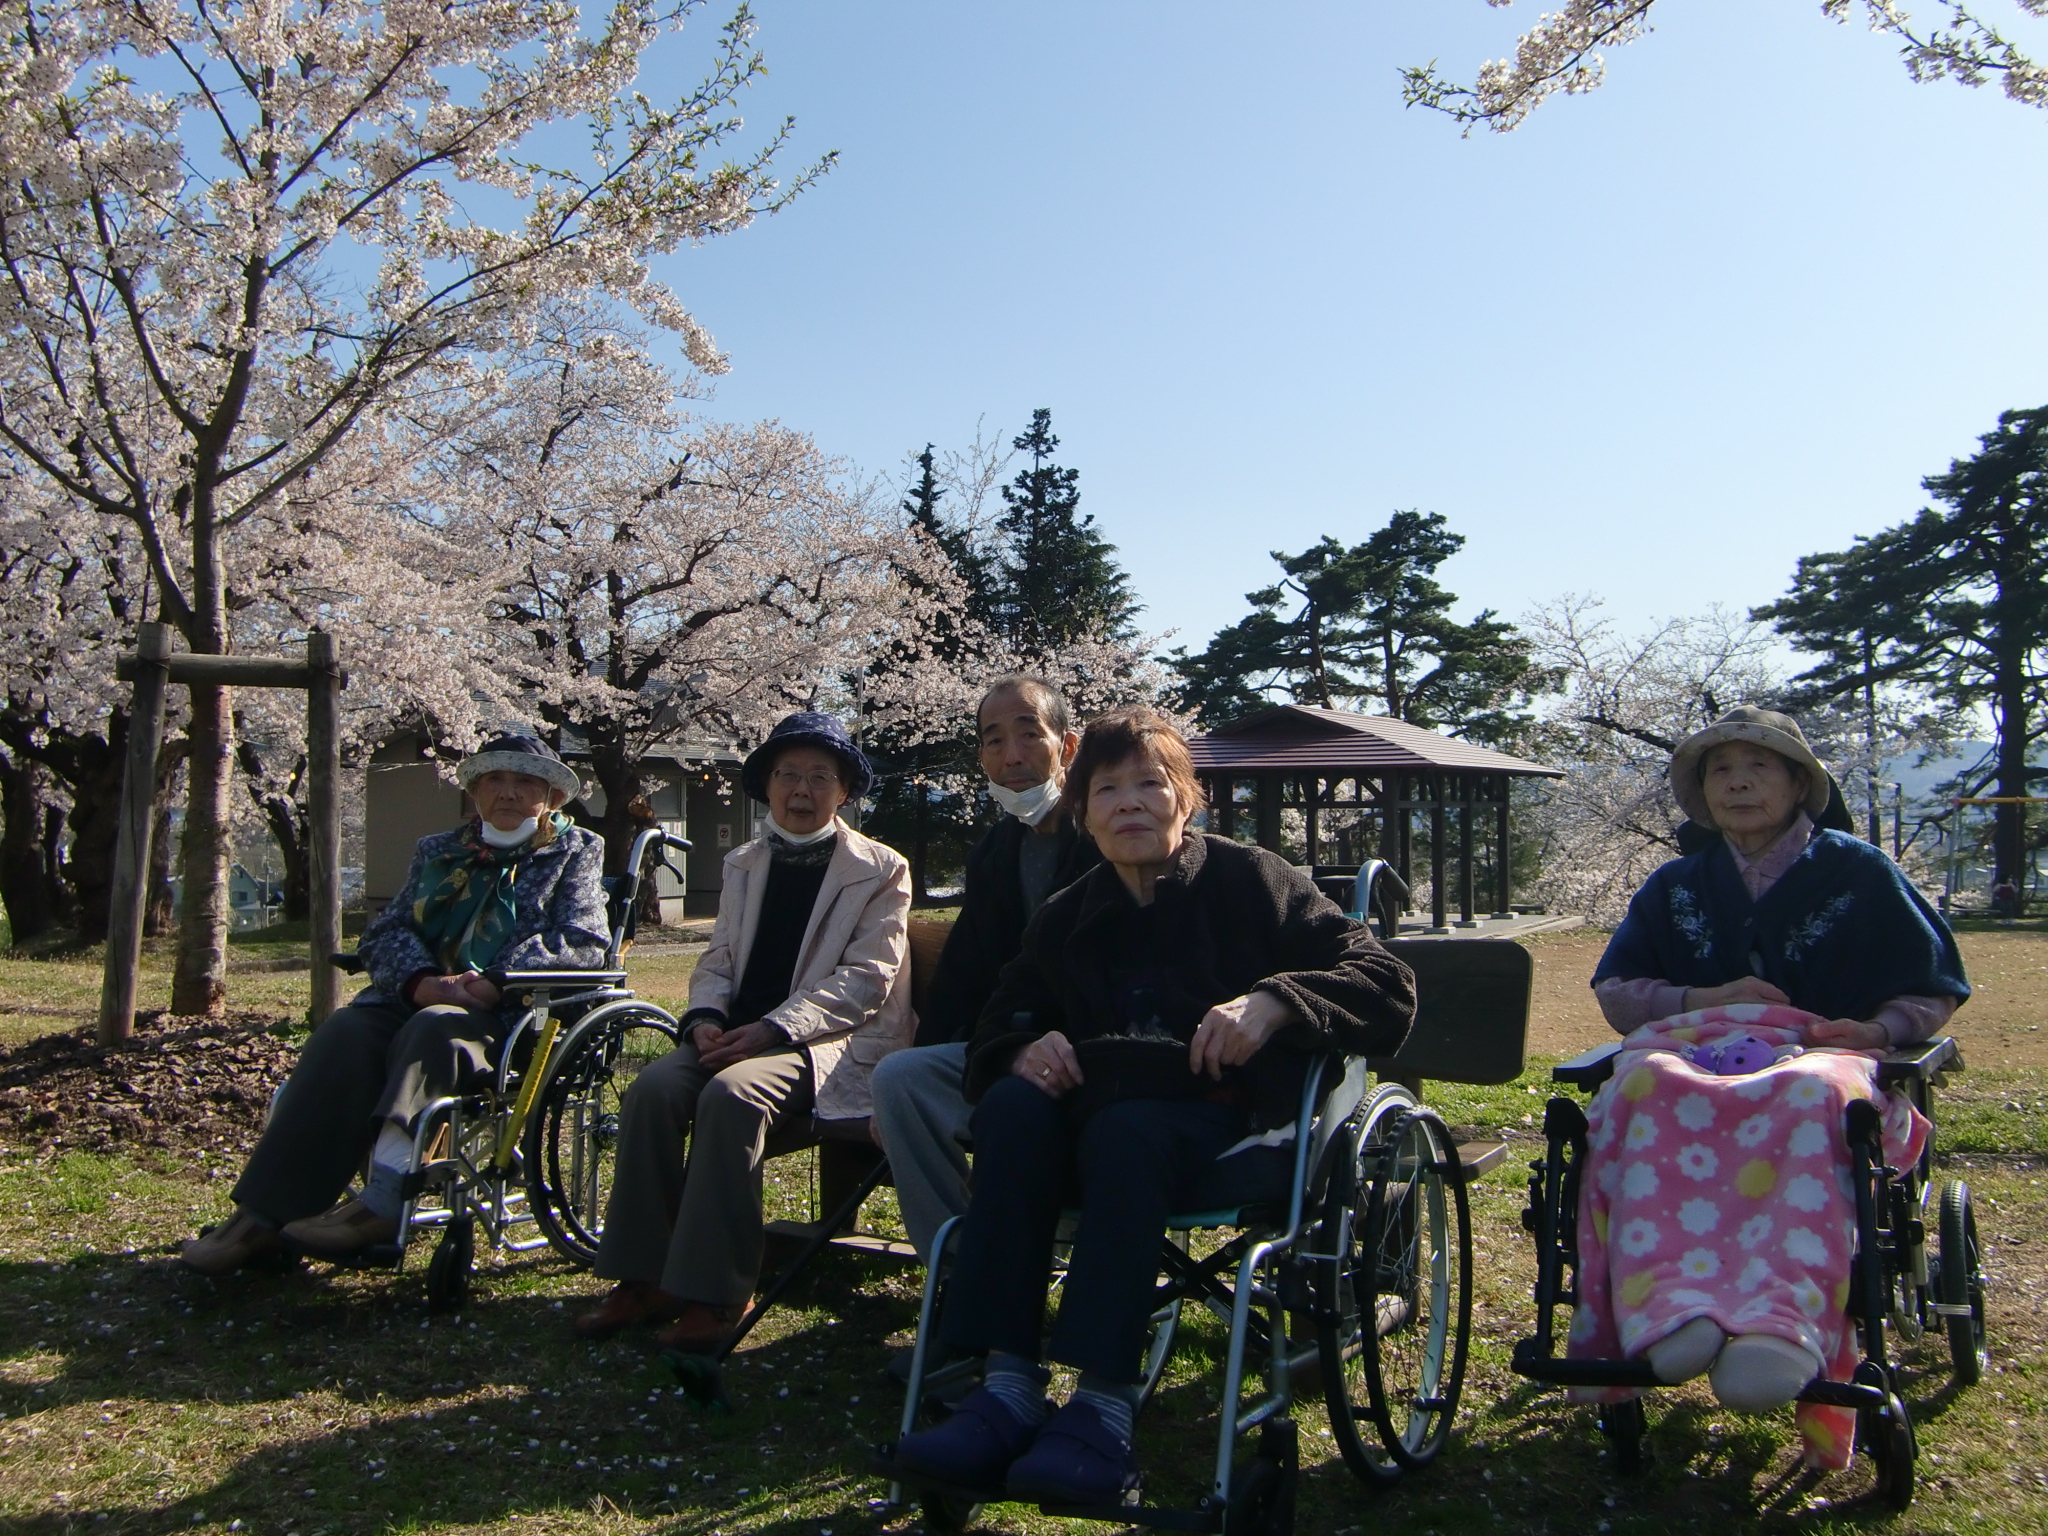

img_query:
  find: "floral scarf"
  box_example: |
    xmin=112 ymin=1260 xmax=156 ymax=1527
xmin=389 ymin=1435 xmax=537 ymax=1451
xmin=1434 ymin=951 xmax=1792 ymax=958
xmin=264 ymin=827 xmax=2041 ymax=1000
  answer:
xmin=411 ymin=813 xmax=569 ymax=974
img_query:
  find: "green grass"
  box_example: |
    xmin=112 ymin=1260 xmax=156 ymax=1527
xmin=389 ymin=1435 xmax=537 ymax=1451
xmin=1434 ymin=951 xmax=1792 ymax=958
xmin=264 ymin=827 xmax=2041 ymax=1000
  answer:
xmin=2 ymin=1060 xmax=2044 ymax=1536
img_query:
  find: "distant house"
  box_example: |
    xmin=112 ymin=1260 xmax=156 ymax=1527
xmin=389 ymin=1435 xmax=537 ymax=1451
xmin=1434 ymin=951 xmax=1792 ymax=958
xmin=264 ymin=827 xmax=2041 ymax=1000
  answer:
xmin=364 ymin=730 xmax=755 ymax=922
xmin=226 ymin=862 xmax=285 ymax=930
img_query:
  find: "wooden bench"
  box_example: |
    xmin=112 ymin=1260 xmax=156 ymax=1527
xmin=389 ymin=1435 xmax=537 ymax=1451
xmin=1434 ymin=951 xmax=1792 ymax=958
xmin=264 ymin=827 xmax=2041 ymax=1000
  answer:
xmin=759 ymin=913 xmax=955 ymax=1259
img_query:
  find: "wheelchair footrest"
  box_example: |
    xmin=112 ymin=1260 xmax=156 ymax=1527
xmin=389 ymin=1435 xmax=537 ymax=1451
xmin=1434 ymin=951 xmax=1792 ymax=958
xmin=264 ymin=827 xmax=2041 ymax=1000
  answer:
xmin=1456 ymin=1140 xmax=1508 ymax=1182
xmin=1510 ymin=1342 xmax=1661 ymax=1388
xmin=762 ymin=1220 xmax=918 ymax=1262
xmin=309 ymin=1241 xmax=406 ymax=1271
xmin=1797 ymin=1378 xmax=1886 ymax=1411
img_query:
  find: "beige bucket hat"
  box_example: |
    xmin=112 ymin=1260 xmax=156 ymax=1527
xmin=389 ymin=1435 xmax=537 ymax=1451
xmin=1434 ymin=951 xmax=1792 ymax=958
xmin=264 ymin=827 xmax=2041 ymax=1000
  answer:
xmin=1669 ymin=706 xmax=1832 ymax=827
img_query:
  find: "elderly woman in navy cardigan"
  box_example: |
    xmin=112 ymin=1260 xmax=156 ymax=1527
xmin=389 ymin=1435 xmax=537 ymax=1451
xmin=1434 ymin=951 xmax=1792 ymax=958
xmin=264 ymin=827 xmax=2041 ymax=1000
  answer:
xmin=886 ymin=708 xmax=1414 ymax=1506
xmin=181 ymin=736 xmax=609 ymax=1274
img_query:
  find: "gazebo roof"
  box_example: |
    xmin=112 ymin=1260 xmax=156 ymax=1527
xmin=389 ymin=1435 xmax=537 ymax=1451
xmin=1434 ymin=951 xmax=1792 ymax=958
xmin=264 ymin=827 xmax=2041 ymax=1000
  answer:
xmin=1187 ymin=705 xmax=1561 ymax=778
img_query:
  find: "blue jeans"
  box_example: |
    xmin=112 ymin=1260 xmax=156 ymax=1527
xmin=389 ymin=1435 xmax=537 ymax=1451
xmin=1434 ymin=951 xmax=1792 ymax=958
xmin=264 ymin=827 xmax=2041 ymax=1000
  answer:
xmin=940 ymin=1075 xmax=1292 ymax=1382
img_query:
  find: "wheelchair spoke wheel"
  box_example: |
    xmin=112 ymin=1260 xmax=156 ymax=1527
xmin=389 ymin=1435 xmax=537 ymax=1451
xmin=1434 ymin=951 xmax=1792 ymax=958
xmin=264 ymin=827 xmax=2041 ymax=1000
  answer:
xmin=1937 ymin=1179 xmax=1988 ymax=1387
xmin=522 ymin=1002 xmax=679 ymax=1266
xmin=1139 ymin=1296 xmax=1182 ymax=1408
xmin=1357 ymin=1108 xmax=1471 ymax=1471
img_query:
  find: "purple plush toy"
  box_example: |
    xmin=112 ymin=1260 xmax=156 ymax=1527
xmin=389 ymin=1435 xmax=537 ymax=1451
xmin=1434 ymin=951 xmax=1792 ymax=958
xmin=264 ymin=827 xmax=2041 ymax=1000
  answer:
xmin=1677 ymin=1034 xmax=1783 ymax=1077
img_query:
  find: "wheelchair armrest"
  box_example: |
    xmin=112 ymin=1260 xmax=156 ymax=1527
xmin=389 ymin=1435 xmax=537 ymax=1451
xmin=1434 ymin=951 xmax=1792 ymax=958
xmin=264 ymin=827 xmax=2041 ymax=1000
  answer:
xmin=1551 ymin=1039 xmax=1624 ymax=1090
xmin=1875 ymin=1035 xmax=1961 ymax=1085
xmin=331 ymin=952 xmax=367 ymax=975
xmin=488 ymin=969 xmax=630 ymax=993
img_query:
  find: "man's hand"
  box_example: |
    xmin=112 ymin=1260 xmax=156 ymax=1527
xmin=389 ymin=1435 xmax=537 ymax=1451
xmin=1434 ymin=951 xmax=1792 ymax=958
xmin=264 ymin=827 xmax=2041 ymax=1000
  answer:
xmin=1806 ymin=1018 xmax=1889 ymax=1050
xmin=1012 ymin=1031 xmax=1083 ymax=1097
xmin=1683 ymin=977 xmax=1790 ymax=1011
xmin=1189 ymin=992 xmax=1297 ymax=1081
xmin=695 ymin=1020 xmax=781 ymax=1072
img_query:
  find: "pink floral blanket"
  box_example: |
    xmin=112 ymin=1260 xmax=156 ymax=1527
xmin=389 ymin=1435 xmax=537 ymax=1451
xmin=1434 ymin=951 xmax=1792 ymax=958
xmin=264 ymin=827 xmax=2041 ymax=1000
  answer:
xmin=1565 ymin=1005 xmax=1929 ymax=1468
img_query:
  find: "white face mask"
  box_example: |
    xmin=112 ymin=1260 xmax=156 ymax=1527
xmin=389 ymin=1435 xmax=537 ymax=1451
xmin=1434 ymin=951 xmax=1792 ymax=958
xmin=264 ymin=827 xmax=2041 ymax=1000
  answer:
xmin=988 ymin=775 xmax=1063 ymax=827
xmin=768 ymin=814 xmax=839 ymax=846
xmin=480 ymin=816 xmax=540 ymax=848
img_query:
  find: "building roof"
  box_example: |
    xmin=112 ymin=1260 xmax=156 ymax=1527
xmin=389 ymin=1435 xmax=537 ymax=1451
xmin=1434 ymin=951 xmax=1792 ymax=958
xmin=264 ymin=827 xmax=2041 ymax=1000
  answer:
xmin=1187 ymin=705 xmax=1561 ymax=778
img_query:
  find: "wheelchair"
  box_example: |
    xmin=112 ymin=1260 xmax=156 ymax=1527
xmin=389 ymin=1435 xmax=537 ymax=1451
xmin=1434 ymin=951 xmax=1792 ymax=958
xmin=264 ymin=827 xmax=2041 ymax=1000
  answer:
xmin=1511 ymin=1031 xmax=1988 ymax=1511
xmin=879 ymin=936 xmax=1533 ymax=1535
xmin=319 ymin=825 xmax=692 ymax=1308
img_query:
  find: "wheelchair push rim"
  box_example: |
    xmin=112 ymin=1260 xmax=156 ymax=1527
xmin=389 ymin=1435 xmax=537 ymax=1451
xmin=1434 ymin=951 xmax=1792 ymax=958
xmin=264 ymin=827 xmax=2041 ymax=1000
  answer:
xmin=522 ymin=1000 xmax=680 ymax=1266
xmin=1318 ymin=1098 xmax=1472 ymax=1483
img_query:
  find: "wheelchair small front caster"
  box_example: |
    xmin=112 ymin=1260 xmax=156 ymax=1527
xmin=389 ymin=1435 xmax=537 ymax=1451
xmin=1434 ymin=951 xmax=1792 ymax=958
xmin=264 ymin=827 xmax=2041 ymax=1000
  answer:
xmin=918 ymin=1487 xmax=984 ymax=1534
xmin=1860 ymin=1390 xmax=1916 ymax=1512
xmin=1227 ymin=1419 xmax=1298 ymax=1536
xmin=1600 ymin=1398 xmax=1647 ymax=1474
xmin=426 ymin=1215 xmax=474 ymax=1313
xmin=661 ymin=1350 xmax=731 ymax=1414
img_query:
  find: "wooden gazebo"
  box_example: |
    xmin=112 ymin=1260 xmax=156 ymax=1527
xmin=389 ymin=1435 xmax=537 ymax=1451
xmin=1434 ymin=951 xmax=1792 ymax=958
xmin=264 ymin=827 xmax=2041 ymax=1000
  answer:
xmin=1188 ymin=705 xmax=1562 ymax=932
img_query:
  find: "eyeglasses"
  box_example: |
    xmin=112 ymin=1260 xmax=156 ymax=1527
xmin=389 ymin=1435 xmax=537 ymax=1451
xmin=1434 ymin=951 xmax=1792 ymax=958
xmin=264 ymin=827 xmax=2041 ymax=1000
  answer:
xmin=770 ymin=768 xmax=842 ymax=792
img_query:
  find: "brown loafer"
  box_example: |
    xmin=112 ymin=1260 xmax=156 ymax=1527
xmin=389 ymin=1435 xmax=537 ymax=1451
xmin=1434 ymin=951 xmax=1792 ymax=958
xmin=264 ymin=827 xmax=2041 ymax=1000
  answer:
xmin=573 ymin=1281 xmax=683 ymax=1339
xmin=179 ymin=1208 xmax=282 ymax=1276
xmin=280 ymin=1197 xmax=400 ymax=1260
xmin=654 ymin=1300 xmax=746 ymax=1355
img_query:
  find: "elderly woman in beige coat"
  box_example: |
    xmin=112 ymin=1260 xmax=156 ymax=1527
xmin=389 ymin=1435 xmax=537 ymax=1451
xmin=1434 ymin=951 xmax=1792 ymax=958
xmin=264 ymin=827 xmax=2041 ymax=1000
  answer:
xmin=575 ymin=713 xmax=912 ymax=1353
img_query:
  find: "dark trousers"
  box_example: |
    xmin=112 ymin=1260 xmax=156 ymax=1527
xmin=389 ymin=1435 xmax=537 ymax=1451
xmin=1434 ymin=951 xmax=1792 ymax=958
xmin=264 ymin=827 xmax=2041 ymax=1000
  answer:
xmin=940 ymin=1076 xmax=1291 ymax=1383
xmin=232 ymin=1001 xmax=502 ymax=1226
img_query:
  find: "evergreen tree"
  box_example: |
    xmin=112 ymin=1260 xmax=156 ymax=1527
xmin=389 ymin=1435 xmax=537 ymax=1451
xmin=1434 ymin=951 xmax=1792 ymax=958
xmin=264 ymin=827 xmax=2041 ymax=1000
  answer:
xmin=1757 ymin=405 xmax=2048 ymax=886
xmin=992 ymin=409 xmax=1139 ymax=650
xmin=1170 ymin=511 xmax=1547 ymax=742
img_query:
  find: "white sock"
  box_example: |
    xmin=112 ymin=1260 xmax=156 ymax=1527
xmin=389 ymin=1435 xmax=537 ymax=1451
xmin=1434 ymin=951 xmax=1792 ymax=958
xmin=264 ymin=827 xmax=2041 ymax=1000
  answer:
xmin=1710 ymin=1333 xmax=1822 ymax=1412
xmin=371 ymin=1121 xmax=414 ymax=1172
xmin=1648 ymin=1316 xmax=1725 ymax=1384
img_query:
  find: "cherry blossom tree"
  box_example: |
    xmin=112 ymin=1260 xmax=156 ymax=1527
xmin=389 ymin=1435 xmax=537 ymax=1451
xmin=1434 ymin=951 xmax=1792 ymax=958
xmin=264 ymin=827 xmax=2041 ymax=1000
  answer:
xmin=1405 ymin=2 xmax=2048 ymax=134
xmin=0 ymin=0 xmax=817 ymax=1011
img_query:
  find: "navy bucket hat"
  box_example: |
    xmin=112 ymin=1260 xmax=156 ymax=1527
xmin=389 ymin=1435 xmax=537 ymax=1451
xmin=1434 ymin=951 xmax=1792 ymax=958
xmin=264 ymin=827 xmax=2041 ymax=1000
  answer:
xmin=741 ymin=712 xmax=874 ymax=804
xmin=457 ymin=734 xmax=582 ymax=802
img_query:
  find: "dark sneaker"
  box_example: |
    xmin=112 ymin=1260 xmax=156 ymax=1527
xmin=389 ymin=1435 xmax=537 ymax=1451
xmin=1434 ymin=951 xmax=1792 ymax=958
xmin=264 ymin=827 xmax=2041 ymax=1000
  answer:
xmin=178 ymin=1208 xmax=281 ymax=1276
xmin=1004 ymin=1399 xmax=1140 ymax=1507
xmin=886 ymin=1385 xmax=1048 ymax=1493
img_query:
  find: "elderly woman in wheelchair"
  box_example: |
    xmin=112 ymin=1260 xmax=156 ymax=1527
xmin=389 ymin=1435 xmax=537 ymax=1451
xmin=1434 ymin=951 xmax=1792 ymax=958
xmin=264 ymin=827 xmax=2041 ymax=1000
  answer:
xmin=181 ymin=736 xmax=608 ymax=1275
xmin=572 ymin=712 xmax=913 ymax=1355
xmin=1539 ymin=707 xmax=1970 ymax=1478
xmin=882 ymin=708 xmax=1416 ymax=1508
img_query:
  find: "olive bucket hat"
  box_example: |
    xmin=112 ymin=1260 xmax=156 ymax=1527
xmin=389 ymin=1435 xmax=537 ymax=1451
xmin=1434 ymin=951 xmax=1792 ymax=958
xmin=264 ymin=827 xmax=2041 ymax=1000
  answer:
xmin=1668 ymin=706 xmax=1833 ymax=828
xmin=740 ymin=711 xmax=875 ymax=804
xmin=456 ymin=734 xmax=582 ymax=803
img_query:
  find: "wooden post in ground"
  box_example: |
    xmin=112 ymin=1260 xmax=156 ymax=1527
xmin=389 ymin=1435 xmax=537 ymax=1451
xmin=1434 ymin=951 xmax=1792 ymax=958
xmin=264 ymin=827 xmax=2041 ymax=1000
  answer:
xmin=306 ymin=631 xmax=343 ymax=1025
xmin=97 ymin=623 xmax=173 ymax=1045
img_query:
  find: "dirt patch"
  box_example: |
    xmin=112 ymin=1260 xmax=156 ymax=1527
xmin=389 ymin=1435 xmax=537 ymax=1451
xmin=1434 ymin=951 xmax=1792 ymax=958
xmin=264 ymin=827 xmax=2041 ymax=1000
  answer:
xmin=1519 ymin=927 xmax=2048 ymax=1069
xmin=0 ymin=1010 xmax=296 ymax=1161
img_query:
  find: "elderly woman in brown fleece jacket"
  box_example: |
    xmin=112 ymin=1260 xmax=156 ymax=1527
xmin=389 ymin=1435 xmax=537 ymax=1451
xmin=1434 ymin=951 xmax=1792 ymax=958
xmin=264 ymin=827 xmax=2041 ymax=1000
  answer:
xmin=886 ymin=708 xmax=1416 ymax=1507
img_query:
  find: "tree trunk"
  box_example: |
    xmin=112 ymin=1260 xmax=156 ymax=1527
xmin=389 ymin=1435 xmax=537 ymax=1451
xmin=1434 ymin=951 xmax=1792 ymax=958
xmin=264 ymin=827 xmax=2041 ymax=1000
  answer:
xmin=59 ymin=718 xmax=128 ymax=944
xmin=584 ymin=728 xmax=643 ymax=878
xmin=143 ymin=742 xmax=186 ymax=939
xmin=0 ymin=754 xmax=60 ymax=944
xmin=171 ymin=681 xmax=233 ymax=1016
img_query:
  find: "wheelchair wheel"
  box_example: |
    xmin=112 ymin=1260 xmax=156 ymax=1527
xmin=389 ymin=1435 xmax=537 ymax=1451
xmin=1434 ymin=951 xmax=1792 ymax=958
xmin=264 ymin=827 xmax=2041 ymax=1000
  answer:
xmin=1936 ymin=1179 xmax=1988 ymax=1387
xmin=522 ymin=1001 xmax=680 ymax=1266
xmin=1139 ymin=1296 xmax=1182 ymax=1408
xmin=426 ymin=1215 xmax=475 ymax=1313
xmin=1599 ymin=1397 xmax=1646 ymax=1474
xmin=1226 ymin=1420 xmax=1298 ymax=1536
xmin=1318 ymin=1099 xmax=1471 ymax=1484
xmin=1859 ymin=1388 xmax=1916 ymax=1512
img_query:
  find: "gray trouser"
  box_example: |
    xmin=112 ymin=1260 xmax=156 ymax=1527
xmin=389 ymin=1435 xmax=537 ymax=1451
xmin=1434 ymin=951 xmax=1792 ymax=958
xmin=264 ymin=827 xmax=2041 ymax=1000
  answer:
xmin=868 ymin=1041 xmax=972 ymax=1262
xmin=232 ymin=1001 xmax=501 ymax=1226
xmin=594 ymin=1039 xmax=815 ymax=1306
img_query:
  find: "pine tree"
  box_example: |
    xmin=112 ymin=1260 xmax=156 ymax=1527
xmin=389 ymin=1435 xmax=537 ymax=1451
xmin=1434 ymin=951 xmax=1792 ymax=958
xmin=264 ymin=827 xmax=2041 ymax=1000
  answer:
xmin=1169 ymin=511 xmax=1547 ymax=743
xmin=992 ymin=410 xmax=1139 ymax=650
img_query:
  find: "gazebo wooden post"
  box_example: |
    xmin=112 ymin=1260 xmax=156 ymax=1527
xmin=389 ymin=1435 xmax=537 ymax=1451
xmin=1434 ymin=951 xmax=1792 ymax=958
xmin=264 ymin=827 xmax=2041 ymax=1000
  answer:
xmin=1493 ymin=774 xmax=1516 ymax=917
xmin=1303 ymin=775 xmax=1320 ymax=867
xmin=1211 ymin=776 xmax=1234 ymax=840
xmin=306 ymin=631 xmax=343 ymax=1025
xmin=1428 ymin=773 xmax=1449 ymax=933
xmin=1256 ymin=772 xmax=1283 ymax=852
xmin=1396 ymin=773 xmax=1414 ymax=895
xmin=96 ymin=622 xmax=173 ymax=1045
xmin=1455 ymin=774 xmax=1478 ymax=927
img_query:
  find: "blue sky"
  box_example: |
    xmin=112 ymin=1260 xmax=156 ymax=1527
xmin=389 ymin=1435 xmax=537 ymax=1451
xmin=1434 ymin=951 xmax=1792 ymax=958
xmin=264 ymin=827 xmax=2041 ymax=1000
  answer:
xmin=642 ymin=1 xmax=2048 ymax=659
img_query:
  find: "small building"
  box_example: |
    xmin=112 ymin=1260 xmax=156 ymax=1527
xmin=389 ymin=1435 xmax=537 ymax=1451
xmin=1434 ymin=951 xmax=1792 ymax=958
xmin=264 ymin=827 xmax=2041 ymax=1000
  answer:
xmin=1188 ymin=705 xmax=1562 ymax=931
xmin=364 ymin=731 xmax=753 ymax=921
